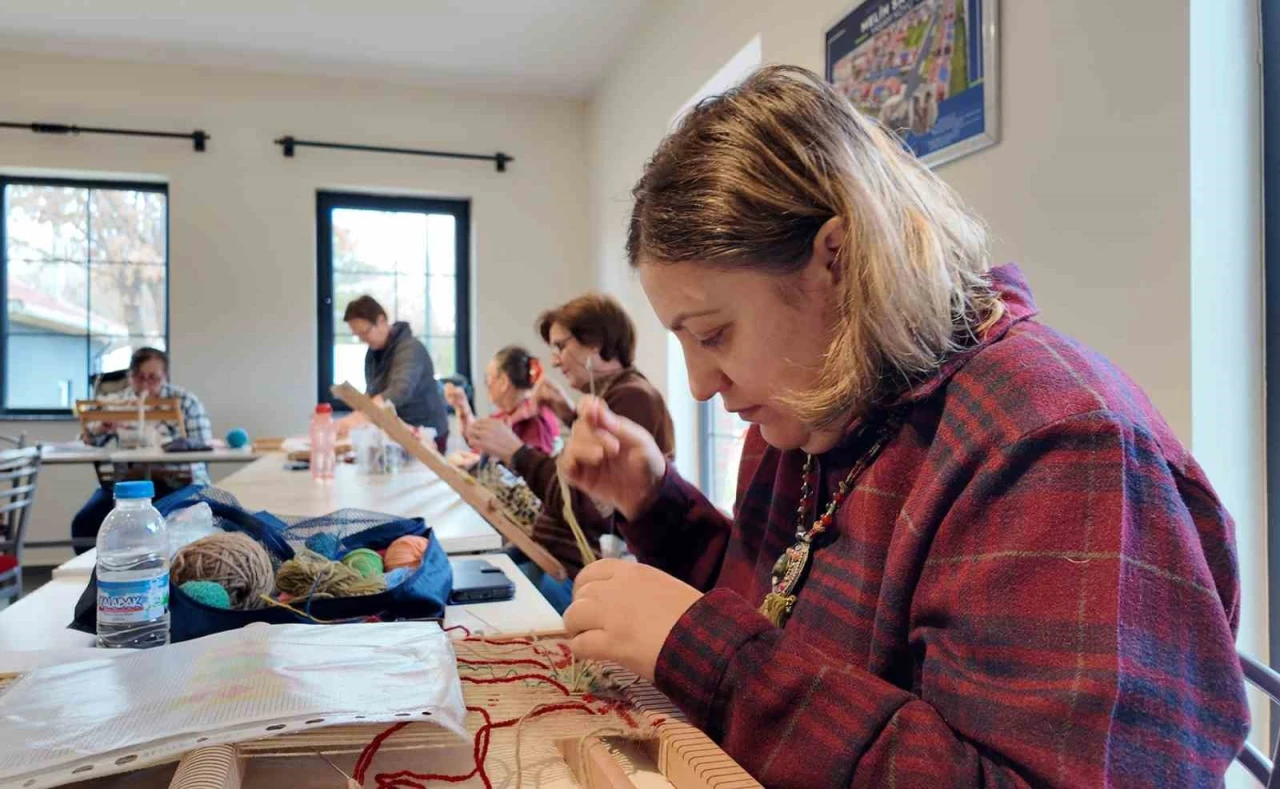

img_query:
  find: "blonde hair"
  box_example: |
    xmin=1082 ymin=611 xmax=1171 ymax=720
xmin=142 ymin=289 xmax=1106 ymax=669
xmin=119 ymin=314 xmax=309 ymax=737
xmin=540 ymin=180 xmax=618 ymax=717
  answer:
xmin=627 ymin=65 xmax=1003 ymax=428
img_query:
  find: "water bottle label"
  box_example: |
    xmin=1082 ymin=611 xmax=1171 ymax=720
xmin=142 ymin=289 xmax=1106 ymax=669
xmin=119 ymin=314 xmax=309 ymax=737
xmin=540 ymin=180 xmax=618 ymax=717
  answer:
xmin=98 ymin=572 xmax=169 ymax=624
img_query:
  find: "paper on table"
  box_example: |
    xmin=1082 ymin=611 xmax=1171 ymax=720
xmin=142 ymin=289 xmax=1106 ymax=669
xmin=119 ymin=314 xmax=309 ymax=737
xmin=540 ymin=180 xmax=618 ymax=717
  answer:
xmin=0 ymin=622 xmax=466 ymax=789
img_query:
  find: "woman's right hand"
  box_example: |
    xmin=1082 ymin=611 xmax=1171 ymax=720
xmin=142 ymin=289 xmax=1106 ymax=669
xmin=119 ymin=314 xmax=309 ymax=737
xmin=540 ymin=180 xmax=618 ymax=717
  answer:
xmin=443 ymin=383 xmax=471 ymax=417
xmin=533 ymin=377 xmax=574 ymax=420
xmin=560 ymin=397 xmax=666 ymax=521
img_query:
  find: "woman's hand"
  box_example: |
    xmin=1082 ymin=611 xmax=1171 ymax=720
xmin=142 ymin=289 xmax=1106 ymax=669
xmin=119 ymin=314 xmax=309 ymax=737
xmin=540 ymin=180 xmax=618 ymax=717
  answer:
xmin=465 ymin=419 xmax=523 ymax=465
xmin=443 ymin=383 xmax=472 ymax=417
xmin=560 ymin=397 xmax=666 ymax=521
xmin=334 ymin=412 xmax=367 ymax=439
xmin=564 ymin=559 xmax=702 ymax=681
xmin=533 ymin=378 xmax=575 ymax=423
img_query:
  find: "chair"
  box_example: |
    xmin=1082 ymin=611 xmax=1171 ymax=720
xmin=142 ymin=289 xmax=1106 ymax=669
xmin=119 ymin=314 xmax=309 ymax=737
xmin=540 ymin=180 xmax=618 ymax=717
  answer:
xmin=0 ymin=447 xmax=42 ymax=603
xmin=1239 ymin=651 xmax=1280 ymax=787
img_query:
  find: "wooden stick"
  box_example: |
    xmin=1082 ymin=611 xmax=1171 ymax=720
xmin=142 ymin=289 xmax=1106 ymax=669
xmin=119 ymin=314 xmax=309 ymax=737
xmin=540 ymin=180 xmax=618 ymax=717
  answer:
xmin=557 ymin=736 xmax=638 ymax=789
xmin=331 ymin=383 xmax=568 ymax=581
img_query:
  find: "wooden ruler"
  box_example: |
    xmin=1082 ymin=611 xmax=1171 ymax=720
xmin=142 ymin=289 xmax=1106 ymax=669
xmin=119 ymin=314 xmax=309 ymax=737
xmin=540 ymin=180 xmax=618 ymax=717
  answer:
xmin=331 ymin=383 xmax=567 ymax=581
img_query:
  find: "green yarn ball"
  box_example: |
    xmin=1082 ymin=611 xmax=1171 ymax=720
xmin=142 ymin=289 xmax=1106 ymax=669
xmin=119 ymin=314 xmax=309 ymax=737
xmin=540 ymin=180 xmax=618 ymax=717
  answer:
xmin=180 ymin=579 xmax=231 ymax=609
xmin=341 ymin=548 xmax=384 ymax=579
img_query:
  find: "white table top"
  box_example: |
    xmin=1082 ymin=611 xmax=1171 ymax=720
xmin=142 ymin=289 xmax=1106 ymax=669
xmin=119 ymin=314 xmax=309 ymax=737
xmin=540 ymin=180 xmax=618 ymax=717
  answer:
xmin=216 ymin=454 xmax=502 ymax=554
xmin=0 ymin=552 xmax=562 ymax=662
xmin=41 ymin=444 xmax=261 ymax=465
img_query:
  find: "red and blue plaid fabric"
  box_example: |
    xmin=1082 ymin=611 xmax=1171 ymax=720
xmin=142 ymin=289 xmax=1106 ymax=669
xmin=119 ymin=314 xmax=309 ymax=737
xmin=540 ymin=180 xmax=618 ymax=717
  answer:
xmin=622 ymin=265 xmax=1249 ymax=787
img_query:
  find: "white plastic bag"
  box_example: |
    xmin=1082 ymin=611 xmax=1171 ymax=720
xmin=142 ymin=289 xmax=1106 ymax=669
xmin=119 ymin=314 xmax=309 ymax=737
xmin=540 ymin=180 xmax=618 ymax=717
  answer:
xmin=165 ymin=502 xmax=217 ymax=556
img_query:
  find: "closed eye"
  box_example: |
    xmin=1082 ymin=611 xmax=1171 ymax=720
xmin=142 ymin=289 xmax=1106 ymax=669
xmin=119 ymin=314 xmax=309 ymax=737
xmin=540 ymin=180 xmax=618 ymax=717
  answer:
xmin=697 ymin=328 xmax=727 ymax=349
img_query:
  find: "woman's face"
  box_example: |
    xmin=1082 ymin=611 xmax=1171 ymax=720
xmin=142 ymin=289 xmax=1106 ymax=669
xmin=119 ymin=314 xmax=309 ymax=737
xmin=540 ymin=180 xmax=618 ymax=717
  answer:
xmin=637 ymin=222 xmax=844 ymax=452
xmin=485 ymin=359 xmax=513 ymax=409
xmin=130 ymin=358 xmax=167 ymax=398
xmin=547 ymin=323 xmax=598 ymax=392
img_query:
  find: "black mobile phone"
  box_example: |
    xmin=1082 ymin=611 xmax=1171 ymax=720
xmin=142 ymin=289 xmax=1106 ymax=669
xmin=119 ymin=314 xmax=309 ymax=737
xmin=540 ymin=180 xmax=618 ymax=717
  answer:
xmin=448 ymin=559 xmax=516 ymax=604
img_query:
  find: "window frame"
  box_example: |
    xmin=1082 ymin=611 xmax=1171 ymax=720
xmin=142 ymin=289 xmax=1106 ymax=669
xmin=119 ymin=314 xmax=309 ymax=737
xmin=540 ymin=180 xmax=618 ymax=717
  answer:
xmin=1263 ymin=0 xmax=1279 ymax=707
xmin=315 ymin=190 xmax=472 ymax=410
xmin=697 ymin=397 xmax=748 ymax=513
xmin=0 ymin=174 xmax=170 ymax=419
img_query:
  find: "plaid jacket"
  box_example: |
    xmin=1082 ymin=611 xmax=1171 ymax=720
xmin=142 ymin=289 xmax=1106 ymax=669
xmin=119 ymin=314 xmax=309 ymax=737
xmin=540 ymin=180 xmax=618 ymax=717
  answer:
xmin=104 ymin=383 xmax=213 ymax=484
xmin=622 ymin=265 xmax=1249 ymax=788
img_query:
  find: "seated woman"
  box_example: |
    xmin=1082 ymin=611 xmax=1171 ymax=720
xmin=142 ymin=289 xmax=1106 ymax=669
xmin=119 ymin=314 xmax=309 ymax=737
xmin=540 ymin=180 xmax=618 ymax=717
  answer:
xmin=72 ymin=347 xmax=213 ymax=553
xmin=445 ymin=345 xmax=560 ymax=460
xmin=558 ymin=67 xmax=1248 ymax=785
xmin=465 ymin=294 xmax=674 ymax=611
xmin=337 ymin=295 xmax=449 ymax=451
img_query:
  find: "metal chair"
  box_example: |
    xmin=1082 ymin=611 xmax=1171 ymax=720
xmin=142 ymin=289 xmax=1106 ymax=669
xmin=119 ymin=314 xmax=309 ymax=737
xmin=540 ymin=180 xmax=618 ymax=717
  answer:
xmin=1239 ymin=651 xmax=1280 ymax=787
xmin=0 ymin=447 xmax=42 ymax=603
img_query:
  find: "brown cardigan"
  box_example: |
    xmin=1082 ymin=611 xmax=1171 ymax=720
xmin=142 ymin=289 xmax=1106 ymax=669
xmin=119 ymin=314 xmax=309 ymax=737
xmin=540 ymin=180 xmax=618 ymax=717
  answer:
xmin=509 ymin=368 xmax=675 ymax=577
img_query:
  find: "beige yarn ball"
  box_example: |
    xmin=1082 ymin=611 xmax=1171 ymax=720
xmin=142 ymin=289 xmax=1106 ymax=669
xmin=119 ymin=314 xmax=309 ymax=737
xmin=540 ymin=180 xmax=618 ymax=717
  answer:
xmin=172 ymin=532 xmax=274 ymax=609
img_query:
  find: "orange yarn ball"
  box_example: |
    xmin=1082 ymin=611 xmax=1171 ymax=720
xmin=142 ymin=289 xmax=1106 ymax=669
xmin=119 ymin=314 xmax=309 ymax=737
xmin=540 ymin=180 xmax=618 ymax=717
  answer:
xmin=384 ymin=535 xmax=429 ymax=571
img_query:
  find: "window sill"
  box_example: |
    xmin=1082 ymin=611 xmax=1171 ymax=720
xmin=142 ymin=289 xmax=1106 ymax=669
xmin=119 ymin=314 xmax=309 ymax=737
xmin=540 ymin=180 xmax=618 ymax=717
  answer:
xmin=0 ymin=413 xmax=78 ymax=423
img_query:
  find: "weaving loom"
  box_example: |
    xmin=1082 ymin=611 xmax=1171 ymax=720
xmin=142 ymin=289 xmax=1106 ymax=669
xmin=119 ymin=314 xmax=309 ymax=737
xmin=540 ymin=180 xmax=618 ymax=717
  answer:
xmin=29 ymin=631 xmax=758 ymax=789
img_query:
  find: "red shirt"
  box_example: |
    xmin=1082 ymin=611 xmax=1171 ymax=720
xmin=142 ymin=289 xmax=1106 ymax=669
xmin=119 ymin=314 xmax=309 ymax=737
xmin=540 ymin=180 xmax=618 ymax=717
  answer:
xmin=494 ymin=399 xmax=560 ymax=456
xmin=622 ymin=265 xmax=1248 ymax=787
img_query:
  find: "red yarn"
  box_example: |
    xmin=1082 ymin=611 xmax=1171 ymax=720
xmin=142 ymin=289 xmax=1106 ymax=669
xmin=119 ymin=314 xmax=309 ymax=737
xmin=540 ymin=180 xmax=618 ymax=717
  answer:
xmin=442 ymin=624 xmax=471 ymax=638
xmin=353 ymin=722 xmax=410 ymax=784
xmin=461 ymin=673 xmax=571 ymax=696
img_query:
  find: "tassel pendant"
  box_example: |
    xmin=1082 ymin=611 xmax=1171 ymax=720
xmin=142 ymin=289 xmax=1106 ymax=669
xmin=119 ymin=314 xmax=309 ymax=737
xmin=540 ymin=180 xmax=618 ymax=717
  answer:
xmin=759 ymin=540 xmax=811 ymax=628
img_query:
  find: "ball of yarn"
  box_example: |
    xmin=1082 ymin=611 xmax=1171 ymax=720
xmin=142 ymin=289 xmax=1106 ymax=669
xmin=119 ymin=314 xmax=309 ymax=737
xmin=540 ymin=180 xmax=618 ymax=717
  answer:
xmin=226 ymin=428 xmax=250 ymax=449
xmin=180 ymin=580 xmax=231 ymax=609
xmin=341 ymin=548 xmax=383 ymax=579
xmin=384 ymin=535 xmax=430 ymax=571
xmin=304 ymin=532 xmax=343 ymax=560
xmin=383 ymin=567 xmax=411 ymax=588
xmin=276 ymin=549 xmax=386 ymax=600
xmin=172 ymin=532 xmax=274 ymax=609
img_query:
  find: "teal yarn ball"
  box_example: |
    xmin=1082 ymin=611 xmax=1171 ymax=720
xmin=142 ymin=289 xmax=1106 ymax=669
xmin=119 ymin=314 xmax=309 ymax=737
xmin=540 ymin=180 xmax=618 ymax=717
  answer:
xmin=226 ymin=428 xmax=250 ymax=449
xmin=341 ymin=548 xmax=384 ymax=579
xmin=304 ymin=532 xmax=343 ymax=560
xmin=180 ymin=580 xmax=231 ymax=609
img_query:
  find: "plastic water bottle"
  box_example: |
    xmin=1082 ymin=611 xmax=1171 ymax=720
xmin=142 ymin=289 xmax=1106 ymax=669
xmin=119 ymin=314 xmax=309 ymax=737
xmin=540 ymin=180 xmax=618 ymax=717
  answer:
xmin=96 ymin=480 xmax=170 ymax=649
xmin=310 ymin=403 xmax=337 ymax=482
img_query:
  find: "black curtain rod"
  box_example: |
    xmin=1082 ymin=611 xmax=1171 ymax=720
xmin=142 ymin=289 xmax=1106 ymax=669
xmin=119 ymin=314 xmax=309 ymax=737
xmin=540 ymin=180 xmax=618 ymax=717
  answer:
xmin=0 ymin=121 xmax=208 ymax=151
xmin=274 ymin=135 xmax=511 ymax=172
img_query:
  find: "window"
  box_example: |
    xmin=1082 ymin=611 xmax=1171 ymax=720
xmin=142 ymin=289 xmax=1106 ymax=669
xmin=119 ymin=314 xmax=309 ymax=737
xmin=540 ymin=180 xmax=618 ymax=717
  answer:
xmin=0 ymin=177 xmax=168 ymax=416
xmin=316 ymin=192 xmax=470 ymax=407
xmin=699 ymin=396 xmax=749 ymax=512
xmin=1263 ymin=0 xmax=1280 ymax=708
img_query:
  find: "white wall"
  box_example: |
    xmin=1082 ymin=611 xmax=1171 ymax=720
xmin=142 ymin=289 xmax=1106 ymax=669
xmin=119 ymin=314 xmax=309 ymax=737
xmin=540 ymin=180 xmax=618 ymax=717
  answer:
xmin=1 ymin=51 xmax=591 ymax=562
xmin=588 ymin=0 xmax=1267 ymax=766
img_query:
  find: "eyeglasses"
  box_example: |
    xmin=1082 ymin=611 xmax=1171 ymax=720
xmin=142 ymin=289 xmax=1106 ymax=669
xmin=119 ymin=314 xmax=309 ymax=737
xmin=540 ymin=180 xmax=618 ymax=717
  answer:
xmin=131 ymin=372 xmax=165 ymax=384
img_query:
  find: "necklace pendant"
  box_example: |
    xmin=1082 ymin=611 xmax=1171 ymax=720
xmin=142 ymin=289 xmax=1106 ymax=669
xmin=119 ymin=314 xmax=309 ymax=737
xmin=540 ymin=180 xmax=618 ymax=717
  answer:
xmin=760 ymin=540 xmax=812 ymax=627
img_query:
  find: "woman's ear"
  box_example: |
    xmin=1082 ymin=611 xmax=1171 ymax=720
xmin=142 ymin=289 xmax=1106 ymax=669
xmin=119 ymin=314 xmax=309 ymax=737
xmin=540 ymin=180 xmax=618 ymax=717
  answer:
xmin=808 ymin=216 xmax=846 ymax=288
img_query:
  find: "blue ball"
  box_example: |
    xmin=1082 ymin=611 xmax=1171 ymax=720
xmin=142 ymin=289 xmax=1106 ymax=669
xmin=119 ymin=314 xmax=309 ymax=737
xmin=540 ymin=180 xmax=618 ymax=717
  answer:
xmin=304 ymin=532 xmax=342 ymax=560
xmin=226 ymin=428 xmax=250 ymax=449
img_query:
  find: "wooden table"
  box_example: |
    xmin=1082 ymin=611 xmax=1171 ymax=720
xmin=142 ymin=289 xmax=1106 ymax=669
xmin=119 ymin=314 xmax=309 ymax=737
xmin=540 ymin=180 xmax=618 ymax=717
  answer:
xmin=0 ymin=552 xmax=561 ymax=660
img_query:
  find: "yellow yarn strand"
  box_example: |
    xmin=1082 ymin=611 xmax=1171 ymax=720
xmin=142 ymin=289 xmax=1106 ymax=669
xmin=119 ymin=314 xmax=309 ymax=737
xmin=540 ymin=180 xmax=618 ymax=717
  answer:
xmin=276 ymin=549 xmax=386 ymax=599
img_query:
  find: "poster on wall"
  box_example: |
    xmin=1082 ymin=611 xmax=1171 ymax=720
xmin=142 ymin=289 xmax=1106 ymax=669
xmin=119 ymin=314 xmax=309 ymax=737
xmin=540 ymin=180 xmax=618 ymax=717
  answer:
xmin=826 ymin=0 xmax=999 ymax=167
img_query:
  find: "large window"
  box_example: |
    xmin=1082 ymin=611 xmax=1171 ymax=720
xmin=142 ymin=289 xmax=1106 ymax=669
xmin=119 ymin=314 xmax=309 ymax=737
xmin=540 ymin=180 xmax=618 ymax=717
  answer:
xmin=316 ymin=192 xmax=470 ymax=406
xmin=700 ymin=396 xmax=749 ymax=513
xmin=0 ymin=177 xmax=168 ymax=416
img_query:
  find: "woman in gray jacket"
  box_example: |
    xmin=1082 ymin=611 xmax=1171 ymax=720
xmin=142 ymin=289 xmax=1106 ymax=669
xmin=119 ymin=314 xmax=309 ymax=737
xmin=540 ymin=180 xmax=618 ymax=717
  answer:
xmin=339 ymin=295 xmax=449 ymax=450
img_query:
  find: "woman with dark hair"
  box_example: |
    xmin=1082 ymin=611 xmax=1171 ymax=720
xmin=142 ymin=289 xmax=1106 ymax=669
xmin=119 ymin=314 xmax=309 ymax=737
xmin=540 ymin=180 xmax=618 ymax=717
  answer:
xmin=446 ymin=345 xmax=559 ymax=457
xmin=71 ymin=347 xmax=213 ymax=552
xmin=557 ymin=67 xmax=1248 ymax=786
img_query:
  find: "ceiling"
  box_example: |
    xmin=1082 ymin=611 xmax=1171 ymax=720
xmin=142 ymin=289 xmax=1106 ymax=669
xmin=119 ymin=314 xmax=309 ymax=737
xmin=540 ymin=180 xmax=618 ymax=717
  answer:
xmin=0 ymin=0 xmax=658 ymax=97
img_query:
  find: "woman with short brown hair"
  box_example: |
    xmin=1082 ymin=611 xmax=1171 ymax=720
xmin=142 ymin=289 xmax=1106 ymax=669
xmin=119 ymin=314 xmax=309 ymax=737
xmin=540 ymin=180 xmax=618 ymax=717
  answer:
xmin=559 ymin=66 xmax=1248 ymax=787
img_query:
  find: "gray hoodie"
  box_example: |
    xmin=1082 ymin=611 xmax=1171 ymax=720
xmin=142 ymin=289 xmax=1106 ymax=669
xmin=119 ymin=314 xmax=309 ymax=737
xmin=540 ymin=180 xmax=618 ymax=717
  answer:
xmin=364 ymin=321 xmax=449 ymax=437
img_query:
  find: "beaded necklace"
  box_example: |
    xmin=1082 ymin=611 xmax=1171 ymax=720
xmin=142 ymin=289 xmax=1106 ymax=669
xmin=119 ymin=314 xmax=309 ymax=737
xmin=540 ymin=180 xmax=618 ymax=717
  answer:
xmin=758 ymin=420 xmax=897 ymax=627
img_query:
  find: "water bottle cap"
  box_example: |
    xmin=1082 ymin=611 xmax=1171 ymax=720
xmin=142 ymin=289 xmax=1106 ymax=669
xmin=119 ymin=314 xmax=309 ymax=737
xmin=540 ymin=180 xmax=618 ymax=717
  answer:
xmin=114 ymin=480 xmax=155 ymax=500
xmin=315 ymin=403 xmax=333 ymax=414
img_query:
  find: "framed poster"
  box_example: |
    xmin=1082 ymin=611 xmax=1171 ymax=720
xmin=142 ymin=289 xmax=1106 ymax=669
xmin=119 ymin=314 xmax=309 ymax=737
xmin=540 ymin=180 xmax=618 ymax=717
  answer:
xmin=826 ymin=0 xmax=999 ymax=167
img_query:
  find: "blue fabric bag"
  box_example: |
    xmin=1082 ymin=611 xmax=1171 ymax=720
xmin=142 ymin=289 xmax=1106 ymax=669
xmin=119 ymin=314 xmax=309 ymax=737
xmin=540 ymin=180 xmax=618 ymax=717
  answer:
xmin=72 ymin=485 xmax=453 ymax=642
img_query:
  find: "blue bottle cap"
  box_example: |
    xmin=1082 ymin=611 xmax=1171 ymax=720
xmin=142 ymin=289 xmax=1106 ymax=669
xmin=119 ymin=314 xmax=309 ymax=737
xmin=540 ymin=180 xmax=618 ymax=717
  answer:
xmin=113 ymin=480 xmax=155 ymax=500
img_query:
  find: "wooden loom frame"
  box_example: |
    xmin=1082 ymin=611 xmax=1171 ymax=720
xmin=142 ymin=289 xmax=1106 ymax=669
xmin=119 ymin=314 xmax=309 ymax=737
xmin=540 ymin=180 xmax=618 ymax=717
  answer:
xmin=158 ymin=632 xmax=760 ymax=789
xmin=331 ymin=383 xmax=568 ymax=582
